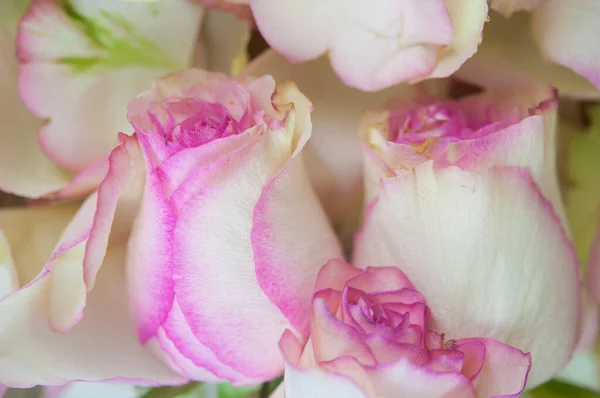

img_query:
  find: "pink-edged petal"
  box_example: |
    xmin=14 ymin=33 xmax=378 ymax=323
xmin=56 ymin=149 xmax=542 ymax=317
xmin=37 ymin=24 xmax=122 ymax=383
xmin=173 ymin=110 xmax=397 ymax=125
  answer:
xmin=153 ymin=301 xmax=258 ymax=384
xmin=458 ymin=338 xmax=531 ymax=397
xmin=19 ymin=63 xmax=159 ymax=171
xmin=329 ymin=0 xmax=452 ymax=91
xmin=0 ymin=26 xmax=70 ymax=198
xmin=427 ymin=350 xmax=465 ymax=374
xmin=353 ymin=163 xmax=581 ymax=387
xmin=345 ymin=267 xmax=414 ymax=295
xmin=364 ymin=334 xmax=428 ymax=365
xmin=422 ymin=0 xmax=488 ymax=80
xmin=0 ymin=205 xmax=184 ymax=387
xmin=455 ymin=11 xmax=599 ymax=99
xmin=279 ymin=331 xmax=368 ymax=398
xmin=16 ymin=0 xmax=98 ymax=62
xmin=314 ymin=259 xmax=363 ymax=293
xmin=242 ymin=51 xmax=430 ymax=243
xmin=253 ymin=156 xmax=343 ymax=335
xmin=172 ymin=136 xmax=309 ymax=381
xmin=367 ymin=358 xmax=476 ymax=398
xmin=249 ymin=0 xmax=333 ymax=63
xmin=532 ymin=0 xmax=600 ymax=90
xmin=17 ymin=0 xmax=203 ymax=172
xmin=126 ymin=142 xmax=176 ymax=343
xmin=455 ymin=340 xmax=485 ymax=381
xmin=310 ymin=297 xmax=376 ymax=366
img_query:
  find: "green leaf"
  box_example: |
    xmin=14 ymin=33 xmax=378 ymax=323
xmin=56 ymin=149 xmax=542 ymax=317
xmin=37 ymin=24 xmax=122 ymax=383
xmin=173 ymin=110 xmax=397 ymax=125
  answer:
xmin=57 ymin=0 xmax=181 ymax=73
xmin=217 ymin=383 xmax=260 ymax=398
xmin=565 ymin=105 xmax=600 ymax=270
xmin=528 ymin=380 xmax=600 ymax=398
xmin=140 ymin=383 xmax=201 ymax=398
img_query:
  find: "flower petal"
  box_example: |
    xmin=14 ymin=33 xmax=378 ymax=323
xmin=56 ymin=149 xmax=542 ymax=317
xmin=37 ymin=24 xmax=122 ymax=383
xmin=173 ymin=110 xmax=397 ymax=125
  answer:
xmin=17 ymin=0 xmax=202 ymax=171
xmin=279 ymin=331 xmax=368 ymax=398
xmin=253 ymin=155 xmax=343 ymax=335
xmin=353 ymin=163 xmax=581 ymax=387
xmin=367 ymin=358 xmax=476 ymax=398
xmin=531 ymin=0 xmax=600 ymax=90
xmin=455 ymin=11 xmax=599 ymax=99
xmin=249 ymin=0 xmax=333 ymax=63
xmin=172 ymin=126 xmax=326 ymax=380
xmin=0 ymin=26 xmax=70 ymax=197
xmin=425 ymin=0 xmax=488 ymax=80
xmin=458 ymin=338 xmax=531 ymax=397
xmin=0 ymin=204 xmax=184 ymax=387
xmin=242 ymin=51 xmax=431 ymax=242
xmin=310 ymin=297 xmax=376 ymax=366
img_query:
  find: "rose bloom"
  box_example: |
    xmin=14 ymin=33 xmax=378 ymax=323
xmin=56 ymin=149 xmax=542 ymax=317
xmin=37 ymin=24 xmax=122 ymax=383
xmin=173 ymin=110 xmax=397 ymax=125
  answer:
xmin=273 ymin=260 xmax=532 ymax=397
xmin=0 ymin=70 xmax=341 ymax=387
xmin=352 ymin=84 xmax=581 ymax=388
xmin=248 ymin=0 xmax=488 ymax=91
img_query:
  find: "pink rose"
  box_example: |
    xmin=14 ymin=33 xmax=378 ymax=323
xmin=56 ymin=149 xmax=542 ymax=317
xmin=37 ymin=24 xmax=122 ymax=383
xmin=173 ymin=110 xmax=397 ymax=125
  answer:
xmin=248 ymin=0 xmax=488 ymax=91
xmin=0 ymin=70 xmax=342 ymax=387
xmin=274 ymin=260 xmax=531 ymax=397
xmin=353 ymin=84 xmax=582 ymax=388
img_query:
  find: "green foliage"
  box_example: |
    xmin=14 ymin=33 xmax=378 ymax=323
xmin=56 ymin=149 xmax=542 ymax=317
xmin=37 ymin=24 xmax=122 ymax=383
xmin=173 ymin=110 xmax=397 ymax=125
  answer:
xmin=565 ymin=105 xmax=600 ymax=270
xmin=139 ymin=383 xmax=200 ymax=398
xmin=57 ymin=0 xmax=181 ymax=73
xmin=528 ymin=380 xmax=600 ymax=398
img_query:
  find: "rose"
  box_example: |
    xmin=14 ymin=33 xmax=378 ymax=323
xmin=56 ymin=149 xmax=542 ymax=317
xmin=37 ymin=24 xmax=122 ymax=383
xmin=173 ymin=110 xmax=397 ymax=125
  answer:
xmin=273 ymin=259 xmax=531 ymax=397
xmin=0 ymin=0 xmax=248 ymax=199
xmin=248 ymin=0 xmax=488 ymax=91
xmin=456 ymin=1 xmax=600 ymax=98
xmin=241 ymin=50 xmax=448 ymax=246
xmin=352 ymin=84 xmax=581 ymax=387
xmin=0 ymin=69 xmax=342 ymax=387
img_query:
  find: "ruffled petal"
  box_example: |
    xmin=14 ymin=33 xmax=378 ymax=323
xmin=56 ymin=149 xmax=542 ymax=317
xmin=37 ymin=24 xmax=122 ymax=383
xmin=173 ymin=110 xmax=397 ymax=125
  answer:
xmin=458 ymin=338 xmax=531 ymax=397
xmin=353 ymin=163 xmax=581 ymax=387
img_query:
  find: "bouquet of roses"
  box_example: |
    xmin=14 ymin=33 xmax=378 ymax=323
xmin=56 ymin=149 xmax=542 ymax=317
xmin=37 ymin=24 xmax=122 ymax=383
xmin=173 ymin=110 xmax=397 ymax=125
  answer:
xmin=0 ymin=0 xmax=599 ymax=397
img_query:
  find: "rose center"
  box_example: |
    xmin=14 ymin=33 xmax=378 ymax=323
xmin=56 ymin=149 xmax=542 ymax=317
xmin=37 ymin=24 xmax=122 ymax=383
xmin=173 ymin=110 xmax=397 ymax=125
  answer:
xmin=165 ymin=100 xmax=244 ymax=149
xmin=390 ymin=103 xmax=466 ymax=144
